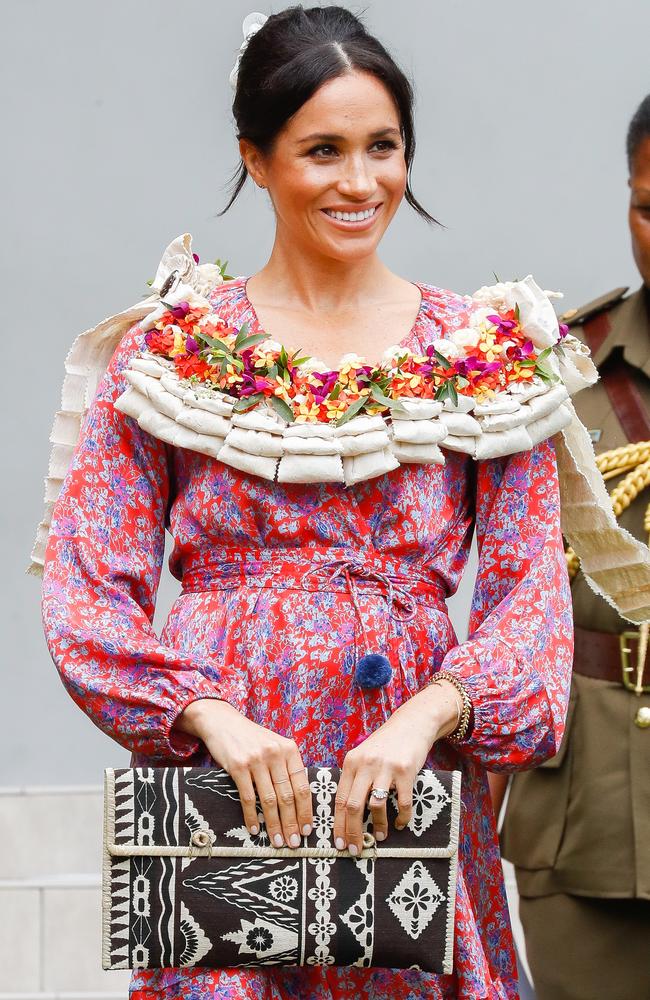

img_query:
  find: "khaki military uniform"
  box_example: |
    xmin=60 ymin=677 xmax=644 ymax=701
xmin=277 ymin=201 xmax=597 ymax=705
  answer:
xmin=501 ymin=287 xmax=650 ymax=1000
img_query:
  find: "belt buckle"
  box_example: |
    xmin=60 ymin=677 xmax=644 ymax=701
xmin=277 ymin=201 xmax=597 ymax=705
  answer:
xmin=619 ymin=630 xmax=650 ymax=693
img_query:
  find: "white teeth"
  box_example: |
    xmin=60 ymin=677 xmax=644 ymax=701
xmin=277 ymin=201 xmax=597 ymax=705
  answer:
xmin=324 ymin=206 xmax=377 ymax=222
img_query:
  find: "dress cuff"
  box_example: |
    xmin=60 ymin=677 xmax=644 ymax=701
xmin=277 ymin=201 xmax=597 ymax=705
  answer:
xmin=162 ymin=672 xmax=241 ymax=760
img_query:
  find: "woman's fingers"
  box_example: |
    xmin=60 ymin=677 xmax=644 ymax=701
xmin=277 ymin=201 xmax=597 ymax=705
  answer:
xmin=251 ymin=764 xmax=285 ymax=847
xmin=229 ymin=767 xmax=262 ymax=836
xmin=287 ymin=760 xmax=314 ymax=838
xmin=393 ymin=770 xmax=414 ymax=830
xmin=333 ymin=763 xmax=355 ymax=852
xmin=269 ymin=763 xmax=302 ymax=848
xmin=334 ymin=757 xmax=417 ymax=854
xmin=342 ymin=771 xmax=372 ymax=856
xmin=368 ymin=776 xmax=393 ymax=842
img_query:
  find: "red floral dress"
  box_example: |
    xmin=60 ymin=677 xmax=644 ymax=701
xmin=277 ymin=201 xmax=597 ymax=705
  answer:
xmin=42 ymin=278 xmax=573 ymax=999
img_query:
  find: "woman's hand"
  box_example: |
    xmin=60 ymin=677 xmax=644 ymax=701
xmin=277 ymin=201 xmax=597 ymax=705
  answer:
xmin=176 ymin=699 xmax=314 ymax=849
xmin=333 ymin=680 xmax=462 ymax=855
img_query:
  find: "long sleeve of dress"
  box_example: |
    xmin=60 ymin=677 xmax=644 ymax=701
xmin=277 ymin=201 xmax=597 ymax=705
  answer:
xmin=41 ymin=323 xmax=238 ymax=762
xmin=441 ymin=439 xmax=574 ymax=771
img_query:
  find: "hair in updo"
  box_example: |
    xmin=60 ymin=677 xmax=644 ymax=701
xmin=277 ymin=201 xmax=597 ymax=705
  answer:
xmin=219 ymin=4 xmax=437 ymax=224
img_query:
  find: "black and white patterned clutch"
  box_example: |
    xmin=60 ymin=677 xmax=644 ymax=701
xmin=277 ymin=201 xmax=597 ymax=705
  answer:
xmin=102 ymin=765 xmax=461 ymax=973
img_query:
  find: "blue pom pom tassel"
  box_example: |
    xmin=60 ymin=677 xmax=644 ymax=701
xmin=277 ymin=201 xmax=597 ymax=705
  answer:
xmin=355 ymin=653 xmax=393 ymax=689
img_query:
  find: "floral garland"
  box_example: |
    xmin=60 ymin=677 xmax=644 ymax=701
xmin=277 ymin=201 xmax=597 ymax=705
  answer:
xmin=142 ymin=263 xmax=570 ymax=427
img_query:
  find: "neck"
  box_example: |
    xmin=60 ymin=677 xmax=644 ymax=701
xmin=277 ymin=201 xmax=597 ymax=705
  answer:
xmin=250 ymin=226 xmax=395 ymax=313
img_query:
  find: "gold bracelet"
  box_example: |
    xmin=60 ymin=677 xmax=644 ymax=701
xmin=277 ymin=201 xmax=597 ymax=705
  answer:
xmin=430 ymin=670 xmax=472 ymax=743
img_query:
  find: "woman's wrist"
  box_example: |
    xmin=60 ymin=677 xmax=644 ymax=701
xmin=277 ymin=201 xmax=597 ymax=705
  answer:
xmin=175 ymin=697 xmax=236 ymax=741
xmin=429 ymin=672 xmax=473 ymax=743
xmin=406 ymin=680 xmax=464 ymax=743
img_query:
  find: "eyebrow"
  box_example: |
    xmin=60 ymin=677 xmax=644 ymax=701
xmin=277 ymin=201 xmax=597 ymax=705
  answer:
xmin=296 ymin=127 xmax=402 ymax=145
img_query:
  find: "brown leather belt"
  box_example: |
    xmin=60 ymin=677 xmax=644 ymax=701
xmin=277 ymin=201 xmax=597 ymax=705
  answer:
xmin=574 ymin=625 xmax=638 ymax=684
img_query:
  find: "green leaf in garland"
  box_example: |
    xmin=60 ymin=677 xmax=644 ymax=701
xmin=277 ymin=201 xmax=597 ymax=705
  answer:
xmin=435 ymin=381 xmax=452 ymax=403
xmin=214 ymin=258 xmax=234 ymax=281
xmin=335 ymin=395 xmax=368 ymax=427
xmin=232 ymin=392 xmax=265 ymax=412
xmin=269 ymin=395 xmax=295 ymax=423
xmin=448 ymin=380 xmax=459 ymax=406
xmin=235 ymin=332 xmax=268 ymax=352
xmin=290 ymin=355 xmax=311 ymax=366
xmin=234 ymin=322 xmax=251 ymax=349
xmin=369 ymin=384 xmax=395 ymax=408
xmin=330 ymin=381 xmax=342 ymax=400
xmin=433 ymin=349 xmax=452 ymax=370
xmin=535 ymin=361 xmax=558 ymax=382
xmin=195 ymin=331 xmax=233 ymax=353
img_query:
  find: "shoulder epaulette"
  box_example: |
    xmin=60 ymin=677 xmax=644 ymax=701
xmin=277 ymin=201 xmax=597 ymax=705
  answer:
xmin=560 ymin=287 xmax=629 ymax=328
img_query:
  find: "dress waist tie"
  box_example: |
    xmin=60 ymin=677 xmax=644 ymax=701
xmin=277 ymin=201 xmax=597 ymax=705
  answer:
xmin=182 ymin=554 xmax=447 ymax=729
xmin=299 ymin=558 xmax=437 ymax=728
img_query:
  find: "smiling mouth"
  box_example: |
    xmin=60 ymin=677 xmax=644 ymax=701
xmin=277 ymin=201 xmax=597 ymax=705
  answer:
xmin=321 ymin=204 xmax=381 ymax=223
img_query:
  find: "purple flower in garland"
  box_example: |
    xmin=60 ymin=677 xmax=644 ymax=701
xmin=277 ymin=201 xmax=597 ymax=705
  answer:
xmin=310 ymin=370 xmax=339 ymax=402
xmin=486 ymin=313 xmax=518 ymax=336
xmin=239 ymin=373 xmax=273 ymax=396
xmin=185 ymin=335 xmax=200 ymax=354
xmin=454 ymin=356 xmax=501 ymax=378
xmin=169 ymin=300 xmax=191 ymax=320
xmin=558 ymin=322 xmax=570 ymax=339
xmin=240 ymin=348 xmax=256 ymax=375
xmin=506 ymin=339 xmax=534 ymax=362
xmin=192 ymin=252 xmax=200 ymax=264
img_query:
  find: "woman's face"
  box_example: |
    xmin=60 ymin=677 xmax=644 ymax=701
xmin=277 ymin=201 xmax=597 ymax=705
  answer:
xmin=241 ymin=71 xmax=407 ymax=262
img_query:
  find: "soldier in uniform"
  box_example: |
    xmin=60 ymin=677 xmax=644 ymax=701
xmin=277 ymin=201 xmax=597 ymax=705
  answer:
xmin=495 ymin=94 xmax=650 ymax=1000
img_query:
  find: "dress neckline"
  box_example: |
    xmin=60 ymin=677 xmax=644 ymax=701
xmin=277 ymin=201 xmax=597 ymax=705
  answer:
xmin=237 ymin=277 xmax=428 ymax=370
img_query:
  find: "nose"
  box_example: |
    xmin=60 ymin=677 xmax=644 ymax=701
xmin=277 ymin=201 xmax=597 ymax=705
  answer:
xmin=337 ymin=153 xmax=378 ymax=200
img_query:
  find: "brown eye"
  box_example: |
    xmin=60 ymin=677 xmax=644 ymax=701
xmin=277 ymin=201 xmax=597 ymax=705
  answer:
xmin=310 ymin=145 xmax=338 ymax=158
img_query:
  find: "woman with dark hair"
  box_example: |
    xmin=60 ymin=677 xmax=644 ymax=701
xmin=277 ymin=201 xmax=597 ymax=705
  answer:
xmin=39 ymin=5 xmax=575 ymax=998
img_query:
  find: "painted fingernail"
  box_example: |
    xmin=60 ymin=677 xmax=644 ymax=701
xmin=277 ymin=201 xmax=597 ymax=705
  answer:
xmin=335 ymin=837 xmax=345 ymax=850
xmin=289 ymin=833 xmax=301 ymax=848
xmin=348 ymin=843 xmax=359 ymax=856
xmin=375 ymin=830 xmax=386 ymax=841
xmin=273 ymin=834 xmax=284 ymax=847
xmin=302 ymin=824 xmax=312 ymax=836
xmin=250 ymin=825 xmax=259 ymax=835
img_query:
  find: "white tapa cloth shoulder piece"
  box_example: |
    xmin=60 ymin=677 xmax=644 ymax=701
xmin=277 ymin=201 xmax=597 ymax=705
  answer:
xmin=29 ymin=234 xmax=650 ymax=627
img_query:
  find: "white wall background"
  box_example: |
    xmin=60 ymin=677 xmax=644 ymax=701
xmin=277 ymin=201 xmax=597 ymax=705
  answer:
xmin=2 ymin=0 xmax=649 ymax=786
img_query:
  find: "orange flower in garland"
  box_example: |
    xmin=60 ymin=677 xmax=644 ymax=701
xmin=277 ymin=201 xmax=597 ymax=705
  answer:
xmin=146 ymin=328 xmax=175 ymax=355
xmin=173 ymin=354 xmax=216 ymax=381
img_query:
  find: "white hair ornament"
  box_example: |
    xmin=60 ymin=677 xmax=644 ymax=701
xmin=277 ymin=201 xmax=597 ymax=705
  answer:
xmin=229 ymin=12 xmax=269 ymax=90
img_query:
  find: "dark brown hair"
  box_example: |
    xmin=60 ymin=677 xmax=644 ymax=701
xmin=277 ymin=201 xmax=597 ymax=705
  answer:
xmin=219 ymin=4 xmax=437 ymax=224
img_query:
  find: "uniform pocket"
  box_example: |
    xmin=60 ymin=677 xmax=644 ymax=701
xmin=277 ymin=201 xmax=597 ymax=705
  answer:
xmin=500 ymin=684 xmax=577 ymax=870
